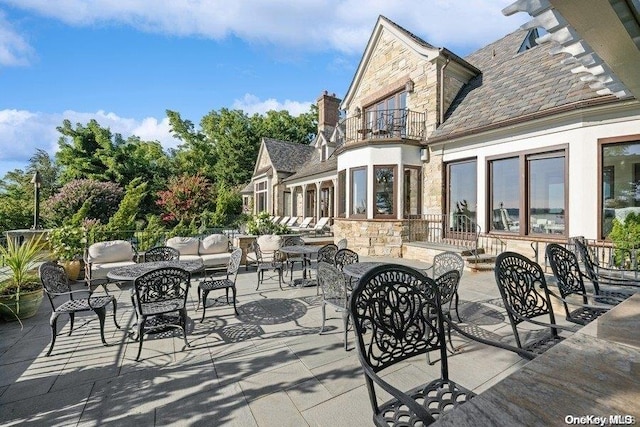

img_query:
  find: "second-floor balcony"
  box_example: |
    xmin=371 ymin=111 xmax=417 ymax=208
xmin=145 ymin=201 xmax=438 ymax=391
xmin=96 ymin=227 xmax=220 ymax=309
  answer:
xmin=338 ymin=109 xmax=426 ymax=146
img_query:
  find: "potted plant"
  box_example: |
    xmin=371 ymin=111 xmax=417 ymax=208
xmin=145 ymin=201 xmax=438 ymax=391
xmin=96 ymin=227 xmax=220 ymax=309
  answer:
xmin=0 ymin=234 xmax=47 ymax=321
xmin=47 ymin=225 xmax=86 ymax=280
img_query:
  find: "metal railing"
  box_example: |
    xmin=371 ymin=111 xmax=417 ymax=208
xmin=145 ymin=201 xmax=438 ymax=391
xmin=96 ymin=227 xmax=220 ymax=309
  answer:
xmin=337 ymin=109 xmax=426 ymax=146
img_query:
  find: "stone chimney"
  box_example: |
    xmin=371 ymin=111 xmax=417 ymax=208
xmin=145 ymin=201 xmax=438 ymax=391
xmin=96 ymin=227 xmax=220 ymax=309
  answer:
xmin=317 ymin=90 xmax=341 ymax=133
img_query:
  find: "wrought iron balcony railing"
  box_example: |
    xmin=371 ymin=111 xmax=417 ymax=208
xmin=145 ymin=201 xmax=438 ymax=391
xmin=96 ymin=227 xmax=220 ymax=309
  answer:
xmin=337 ymin=109 xmax=426 ymax=146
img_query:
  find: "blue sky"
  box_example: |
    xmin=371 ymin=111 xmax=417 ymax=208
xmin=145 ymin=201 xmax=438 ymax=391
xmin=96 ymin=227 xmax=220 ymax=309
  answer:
xmin=0 ymin=0 xmax=528 ymax=178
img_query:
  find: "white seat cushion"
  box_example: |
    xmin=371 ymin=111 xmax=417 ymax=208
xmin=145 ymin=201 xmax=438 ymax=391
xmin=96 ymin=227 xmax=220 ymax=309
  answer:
xmin=201 ymin=252 xmax=232 ymax=268
xmin=199 ymin=234 xmax=229 ymax=255
xmin=177 ymin=254 xmax=201 ymax=262
xmin=91 ymin=260 xmax=136 ymax=280
xmin=166 ymin=237 xmax=200 ymax=256
xmin=87 ymin=240 xmax=134 ymax=264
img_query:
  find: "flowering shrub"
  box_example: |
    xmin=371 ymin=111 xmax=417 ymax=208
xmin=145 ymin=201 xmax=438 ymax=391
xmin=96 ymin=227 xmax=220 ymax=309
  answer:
xmin=156 ymin=174 xmax=212 ymax=224
xmin=48 ymin=225 xmax=86 ymax=261
xmin=245 ymin=211 xmax=290 ymax=235
xmin=44 ymin=179 xmax=123 ymax=226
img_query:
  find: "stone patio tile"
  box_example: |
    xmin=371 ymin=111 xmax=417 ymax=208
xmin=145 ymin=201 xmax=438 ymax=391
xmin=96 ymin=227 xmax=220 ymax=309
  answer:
xmin=301 ymin=384 xmax=373 ymax=427
xmin=0 ymin=334 xmax=54 ymax=364
xmin=238 ymin=360 xmax=315 ymax=401
xmin=157 ymin=381 xmax=258 ymax=427
xmin=0 ymin=380 xmax=92 ymax=426
xmin=285 ymin=329 xmax=353 ymax=370
xmin=249 ymin=391 xmax=308 ymax=427
xmin=284 ymin=377 xmax=334 ymax=412
xmin=309 ymin=353 xmax=364 ymax=396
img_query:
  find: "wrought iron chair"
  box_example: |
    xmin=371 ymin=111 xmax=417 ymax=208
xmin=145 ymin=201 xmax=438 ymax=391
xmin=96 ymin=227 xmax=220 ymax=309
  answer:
xmin=144 ymin=246 xmax=180 ymax=262
xmin=282 ymin=236 xmax=309 ymax=278
xmin=39 ymin=261 xmax=120 ymax=357
xmin=132 ymin=267 xmax=191 ymax=361
xmin=197 ymin=247 xmax=242 ymax=321
xmin=430 ymin=251 xmax=465 ymax=321
xmin=427 ymin=270 xmax=462 ymax=364
xmin=252 ymin=240 xmax=283 ymax=290
xmin=351 ymin=264 xmax=475 ymax=425
xmin=336 ymin=238 xmax=348 ymax=250
xmin=317 ymin=262 xmax=350 ymax=350
xmin=494 ymin=252 xmax=574 ymax=354
xmin=546 ymin=243 xmax=613 ymax=325
xmin=335 ymin=248 xmax=359 ymax=289
xmin=315 ymin=243 xmax=338 ymax=294
xmin=572 ymin=237 xmax=638 ymax=302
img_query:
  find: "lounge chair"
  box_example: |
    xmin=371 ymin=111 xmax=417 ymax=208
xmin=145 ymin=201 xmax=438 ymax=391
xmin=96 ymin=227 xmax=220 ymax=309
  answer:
xmin=304 ymin=217 xmax=331 ymax=236
xmin=278 ymin=216 xmax=291 ymax=225
xmin=286 ymin=217 xmax=299 ymax=227
xmin=290 ymin=217 xmax=313 ymax=232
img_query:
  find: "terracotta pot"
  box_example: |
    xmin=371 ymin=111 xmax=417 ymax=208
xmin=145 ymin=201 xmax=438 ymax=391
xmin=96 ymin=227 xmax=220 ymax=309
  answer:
xmin=0 ymin=288 xmax=44 ymax=321
xmin=60 ymin=260 xmax=82 ymax=280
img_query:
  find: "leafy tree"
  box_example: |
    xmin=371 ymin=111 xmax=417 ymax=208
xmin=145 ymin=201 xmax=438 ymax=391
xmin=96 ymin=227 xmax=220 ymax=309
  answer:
xmin=44 ymin=179 xmax=124 ymax=226
xmin=254 ymin=107 xmax=317 ymax=144
xmin=167 ymin=110 xmax=217 ymax=181
xmin=106 ymin=178 xmax=148 ymax=232
xmin=55 ymin=119 xmax=119 ymax=183
xmin=156 ymin=174 xmax=213 ymax=225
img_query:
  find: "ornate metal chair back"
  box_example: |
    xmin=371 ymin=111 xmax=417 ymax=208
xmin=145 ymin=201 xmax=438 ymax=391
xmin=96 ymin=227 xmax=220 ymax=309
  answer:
xmin=432 ymin=251 xmax=464 ymax=279
xmin=335 ymin=248 xmax=359 ymax=271
xmin=283 ymin=236 xmax=305 ymax=247
xmin=144 ymin=246 xmax=180 ymax=262
xmin=39 ymin=261 xmax=72 ymax=308
xmin=494 ymin=252 xmax=558 ymax=348
xmin=133 ymin=267 xmax=190 ymax=316
xmin=227 ymin=247 xmax=243 ymax=281
xmin=317 ymin=244 xmax=338 ymax=265
xmin=336 ymin=238 xmax=348 ymax=250
xmin=317 ymin=262 xmax=347 ymax=301
xmin=435 ymin=269 xmax=461 ymax=307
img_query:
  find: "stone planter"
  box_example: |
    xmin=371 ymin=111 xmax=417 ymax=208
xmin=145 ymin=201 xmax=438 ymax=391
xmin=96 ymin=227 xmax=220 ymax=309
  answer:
xmin=0 ymin=288 xmax=44 ymax=321
xmin=60 ymin=260 xmax=82 ymax=280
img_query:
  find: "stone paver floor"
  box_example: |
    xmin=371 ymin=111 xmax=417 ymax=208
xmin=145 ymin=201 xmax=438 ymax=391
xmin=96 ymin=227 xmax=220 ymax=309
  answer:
xmin=0 ymin=256 xmax=574 ymax=426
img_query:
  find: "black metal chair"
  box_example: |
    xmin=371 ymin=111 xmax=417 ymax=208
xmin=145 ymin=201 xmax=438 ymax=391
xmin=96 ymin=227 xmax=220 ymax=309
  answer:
xmin=546 ymin=243 xmax=614 ymax=325
xmin=282 ymin=236 xmax=309 ymax=278
xmin=315 ymin=243 xmax=338 ymax=294
xmin=144 ymin=246 xmax=180 ymax=262
xmin=39 ymin=261 xmax=120 ymax=357
xmin=572 ymin=237 xmax=638 ymax=303
xmin=132 ymin=267 xmax=191 ymax=361
xmin=430 ymin=251 xmax=465 ymax=321
xmin=351 ymin=264 xmax=475 ymax=425
xmin=197 ymin=247 xmax=242 ymax=321
xmin=335 ymin=248 xmax=359 ymax=289
xmin=494 ymin=252 xmax=574 ymax=355
xmin=336 ymin=238 xmax=348 ymax=250
xmin=318 ymin=262 xmax=350 ymax=350
xmin=252 ymin=241 xmax=283 ymax=290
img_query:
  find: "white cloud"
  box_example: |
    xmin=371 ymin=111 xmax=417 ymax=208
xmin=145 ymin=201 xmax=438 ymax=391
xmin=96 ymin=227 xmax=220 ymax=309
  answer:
xmin=232 ymin=94 xmax=313 ymax=116
xmin=2 ymin=0 xmax=529 ymax=56
xmin=0 ymin=10 xmax=34 ymax=66
xmin=0 ymin=108 xmax=178 ymax=176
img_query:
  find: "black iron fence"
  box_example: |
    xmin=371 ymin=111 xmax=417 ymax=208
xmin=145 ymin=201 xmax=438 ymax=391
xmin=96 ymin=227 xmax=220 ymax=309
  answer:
xmin=338 ymin=109 xmax=426 ymax=146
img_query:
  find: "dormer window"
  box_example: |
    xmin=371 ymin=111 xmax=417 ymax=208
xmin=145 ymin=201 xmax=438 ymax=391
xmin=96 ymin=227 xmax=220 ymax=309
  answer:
xmin=518 ymin=28 xmax=547 ymax=53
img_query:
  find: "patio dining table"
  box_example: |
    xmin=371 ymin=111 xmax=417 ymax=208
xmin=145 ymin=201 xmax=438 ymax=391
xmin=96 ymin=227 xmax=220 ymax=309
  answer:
xmin=434 ymin=293 xmax=640 ymax=426
xmin=280 ymin=245 xmax=320 ymax=287
xmin=106 ymin=259 xmax=205 ymax=282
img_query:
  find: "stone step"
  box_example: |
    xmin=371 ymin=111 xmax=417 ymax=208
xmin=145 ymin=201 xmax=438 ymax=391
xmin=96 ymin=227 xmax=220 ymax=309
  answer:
xmin=465 ymin=253 xmax=496 ymax=272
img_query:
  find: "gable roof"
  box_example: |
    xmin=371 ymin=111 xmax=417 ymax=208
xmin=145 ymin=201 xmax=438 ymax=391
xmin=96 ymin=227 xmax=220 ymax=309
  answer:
xmin=284 ymin=152 xmax=337 ymax=182
xmin=258 ymin=138 xmax=315 ymax=175
xmin=429 ymin=28 xmax=618 ymax=142
xmin=341 ymin=15 xmax=479 ymax=109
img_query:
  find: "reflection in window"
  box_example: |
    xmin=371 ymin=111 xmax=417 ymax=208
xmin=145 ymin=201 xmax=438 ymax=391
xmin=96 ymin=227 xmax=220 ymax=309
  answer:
xmin=404 ymin=167 xmax=421 ymax=218
xmin=351 ymin=168 xmax=367 ymax=216
xmin=490 ymin=158 xmax=520 ymax=232
xmin=283 ymin=191 xmax=291 ymax=217
xmin=448 ymin=160 xmax=477 ymax=231
xmin=374 ymin=166 xmax=395 ymax=217
xmin=529 ymin=155 xmax=565 ymax=235
xmin=602 ymin=140 xmax=640 ymax=237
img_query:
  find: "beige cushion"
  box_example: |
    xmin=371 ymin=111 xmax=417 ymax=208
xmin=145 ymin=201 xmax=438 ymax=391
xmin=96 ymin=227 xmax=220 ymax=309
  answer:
xmin=166 ymin=237 xmax=200 ymax=255
xmin=87 ymin=240 xmax=134 ymax=264
xmin=199 ymin=234 xmax=229 ymax=255
xmin=257 ymin=234 xmax=282 ymax=253
xmin=176 ymin=254 xmax=202 ymax=262
xmin=90 ymin=260 xmax=136 ymax=280
xmin=201 ymin=252 xmax=232 ymax=267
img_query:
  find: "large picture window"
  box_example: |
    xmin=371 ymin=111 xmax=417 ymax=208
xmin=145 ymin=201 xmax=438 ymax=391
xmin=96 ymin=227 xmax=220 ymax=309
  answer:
xmin=447 ymin=160 xmax=477 ymax=231
xmin=338 ymin=170 xmax=346 ymax=217
xmin=601 ymin=138 xmax=640 ymax=237
xmin=404 ymin=166 xmax=421 ymax=218
xmin=489 ymin=148 xmax=567 ymax=236
xmin=351 ymin=167 xmax=367 ymax=218
xmin=374 ymin=166 xmax=396 ymax=218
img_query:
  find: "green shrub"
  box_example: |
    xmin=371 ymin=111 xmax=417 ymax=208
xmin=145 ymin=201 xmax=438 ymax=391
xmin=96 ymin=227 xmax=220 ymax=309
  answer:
xmin=609 ymin=212 xmax=640 ymax=267
xmin=245 ymin=211 xmax=290 ymax=235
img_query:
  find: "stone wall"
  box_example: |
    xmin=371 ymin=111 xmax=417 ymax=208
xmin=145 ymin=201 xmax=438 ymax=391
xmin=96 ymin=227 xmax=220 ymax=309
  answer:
xmin=423 ymin=151 xmax=443 ymax=214
xmin=333 ymin=218 xmax=407 ymax=258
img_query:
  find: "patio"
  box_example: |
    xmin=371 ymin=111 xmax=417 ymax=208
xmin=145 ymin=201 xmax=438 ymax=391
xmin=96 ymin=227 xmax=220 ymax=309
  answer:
xmin=0 ymin=257 xmax=564 ymax=426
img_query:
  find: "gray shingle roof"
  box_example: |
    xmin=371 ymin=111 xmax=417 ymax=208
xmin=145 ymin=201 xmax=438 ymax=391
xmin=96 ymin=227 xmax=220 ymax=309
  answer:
xmin=284 ymin=154 xmax=337 ymax=182
xmin=263 ymin=138 xmax=315 ymax=174
xmin=430 ymin=29 xmax=615 ymax=141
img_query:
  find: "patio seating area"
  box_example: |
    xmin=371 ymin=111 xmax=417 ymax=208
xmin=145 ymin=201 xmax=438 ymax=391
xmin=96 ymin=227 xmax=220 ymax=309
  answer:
xmin=0 ymin=255 xmax=628 ymax=426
